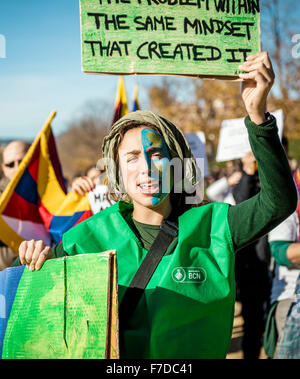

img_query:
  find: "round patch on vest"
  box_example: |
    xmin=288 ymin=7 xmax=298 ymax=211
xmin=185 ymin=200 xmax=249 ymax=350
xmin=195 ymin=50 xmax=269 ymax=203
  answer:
xmin=172 ymin=267 xmax=207 ymax=284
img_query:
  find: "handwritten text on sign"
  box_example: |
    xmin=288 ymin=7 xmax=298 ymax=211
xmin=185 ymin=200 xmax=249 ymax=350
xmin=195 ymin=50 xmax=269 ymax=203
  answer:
xmin=80 ymin=0 xmax=261 ymax=77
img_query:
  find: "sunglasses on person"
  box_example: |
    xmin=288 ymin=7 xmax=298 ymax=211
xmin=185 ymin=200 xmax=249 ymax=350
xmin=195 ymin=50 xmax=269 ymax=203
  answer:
xmin=3 ymin=159 xmax=22 ymax=168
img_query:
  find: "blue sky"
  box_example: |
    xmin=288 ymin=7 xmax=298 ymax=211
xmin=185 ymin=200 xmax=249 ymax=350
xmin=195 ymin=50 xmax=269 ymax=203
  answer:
xmin=0 ymin=0 xmax=157 ymax=140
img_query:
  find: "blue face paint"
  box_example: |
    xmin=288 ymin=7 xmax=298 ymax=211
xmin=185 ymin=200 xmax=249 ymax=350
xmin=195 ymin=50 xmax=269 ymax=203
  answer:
xmin=141 ymin=128 xmax=173 ymax=206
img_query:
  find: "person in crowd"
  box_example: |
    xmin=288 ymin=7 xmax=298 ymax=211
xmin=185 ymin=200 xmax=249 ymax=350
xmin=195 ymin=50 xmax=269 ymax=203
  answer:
xmin=71 ymin=160 xmax=114 ymax=213
xmin=71 ymin=160 xmax=108 ymax=196
xmin=0 ymin=140 xmax=30 ymax=270
xmin=206 ymin=170 xmax=242 ymax=205
xmin=275 ymin=275 xmax=300 ymax=359
xmin=13 ymin=52 xmax=298 ymax=359
xmin=1 ymin=140 xmax=30 ymax=182
xmin=71 ymin=166 xmax=100 ymax=196
xmin=264 ymin=167 xmax=300 ymax=359
xmin=206 ymin=165 xmax=223 ymax=185
xmin=232 ymin=151 xmax=272 ymax=359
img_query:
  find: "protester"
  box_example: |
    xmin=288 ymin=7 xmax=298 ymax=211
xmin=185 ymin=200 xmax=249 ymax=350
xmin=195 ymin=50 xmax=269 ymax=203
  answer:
xmin=1 ymin=140 xmax=30 ymax=181
xmin=13 ymin=52 xmax=298 ymax=359
xmin=71 ymin=167 xmax=98 ymax=196
xmin=206 ymin=165 xmax=223 ymax=185
xmin=232 ymin=151 xmax=272 ymax=359
xmin=264 ymin=167 xmax=300 ymax=359
xmin=71 ymin=161 xmax=114 ymax=213
xmin=71 ymin=159 xmax=110 ymax=195
xmin=206 ymin=170 xmax=242 ymax=205
xmin=0 ymin=140 xmax=30 ymax=270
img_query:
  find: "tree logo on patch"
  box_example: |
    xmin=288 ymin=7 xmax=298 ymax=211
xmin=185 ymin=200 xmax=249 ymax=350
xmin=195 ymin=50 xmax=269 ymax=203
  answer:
xmin=172 ymin=267 xmax=186 ymax=283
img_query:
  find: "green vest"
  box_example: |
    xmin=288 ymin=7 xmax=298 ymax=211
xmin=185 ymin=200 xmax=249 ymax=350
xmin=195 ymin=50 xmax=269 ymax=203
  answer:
xmin=63 ymin=201 xmax=236 ymax=359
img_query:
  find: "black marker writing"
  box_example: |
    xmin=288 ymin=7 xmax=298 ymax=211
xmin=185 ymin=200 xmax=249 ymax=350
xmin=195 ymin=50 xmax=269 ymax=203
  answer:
xmin=84 ymin=40 xmax=132 ymax=56
xmin=87 ymin=13 xmax=130 ymax=30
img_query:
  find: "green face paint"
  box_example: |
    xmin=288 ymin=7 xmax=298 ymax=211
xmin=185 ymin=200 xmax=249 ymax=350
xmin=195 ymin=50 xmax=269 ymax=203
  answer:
xmin=141 ymin=128 xmax=172 ymax=206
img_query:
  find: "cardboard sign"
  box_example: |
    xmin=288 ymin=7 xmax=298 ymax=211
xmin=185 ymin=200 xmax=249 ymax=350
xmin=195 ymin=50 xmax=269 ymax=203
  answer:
xmin=80 ymin=0 xmax=261 ymax=78
xmin=0 ymin=252 xmax=119 ymax=359
xmin=216 ymin=109 xmax=284 ymax=162
xmin=185 ymin=132 xmax=209 ymax=177
xmin=88 ymin=185 xmax=115 ymax=214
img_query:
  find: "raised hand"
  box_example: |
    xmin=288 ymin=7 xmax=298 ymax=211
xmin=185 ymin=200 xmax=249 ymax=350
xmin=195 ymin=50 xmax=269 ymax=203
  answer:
xmin=239 ymin=52 xmax=275 ymax=125
xmin=71 ymin=176 xmax=95 ymax=196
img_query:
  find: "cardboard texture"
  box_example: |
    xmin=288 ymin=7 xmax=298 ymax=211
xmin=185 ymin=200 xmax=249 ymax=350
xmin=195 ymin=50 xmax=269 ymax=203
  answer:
xmin=80 ymin=0 xmax=261 ymax=78
xmin=0 ymin=252 xmax=119 ymax=359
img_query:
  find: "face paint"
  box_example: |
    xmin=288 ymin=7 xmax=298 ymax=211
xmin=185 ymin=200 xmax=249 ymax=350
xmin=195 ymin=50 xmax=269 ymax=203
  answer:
xmin=141 ymin=128 xmax=173 ymax=206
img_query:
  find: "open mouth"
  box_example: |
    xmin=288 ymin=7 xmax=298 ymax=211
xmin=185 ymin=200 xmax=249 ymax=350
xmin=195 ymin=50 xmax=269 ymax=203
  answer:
xmin=137 ymin=181 xmax=160 ymax=195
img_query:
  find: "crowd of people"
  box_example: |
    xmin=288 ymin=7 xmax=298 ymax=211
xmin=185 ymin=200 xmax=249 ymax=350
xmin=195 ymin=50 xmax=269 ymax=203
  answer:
xmin=1 ymin=52 xmax=300 ymax=359
xmin=206 ymin=146 xmax=300 ymax=359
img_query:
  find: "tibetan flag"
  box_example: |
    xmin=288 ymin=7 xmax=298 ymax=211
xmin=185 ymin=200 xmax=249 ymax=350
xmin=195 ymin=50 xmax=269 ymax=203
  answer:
xmin=0 ymin=111 xmax=92 ymax=254
xmin=132 ymin=84 xmax=140 ymax=112
xmin=112 ymin=76 xmax=129 ymax=125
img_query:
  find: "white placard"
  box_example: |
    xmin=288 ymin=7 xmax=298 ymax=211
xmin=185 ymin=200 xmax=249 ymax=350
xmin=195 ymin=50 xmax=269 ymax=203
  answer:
xmin=216 ymin=110 xmax=284 ymax=162
xmin=185 ymin=132 xmax=209 ymax=178
xmin=88 ymin=185 xmax=114 ymax=215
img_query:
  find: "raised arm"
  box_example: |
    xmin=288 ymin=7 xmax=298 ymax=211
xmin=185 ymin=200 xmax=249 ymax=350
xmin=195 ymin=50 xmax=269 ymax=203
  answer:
xmin=228 ymin=52 xmax=298 ymax=251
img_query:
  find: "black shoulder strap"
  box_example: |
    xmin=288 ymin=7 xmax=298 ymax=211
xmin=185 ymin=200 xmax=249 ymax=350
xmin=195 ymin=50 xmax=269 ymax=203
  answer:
xmin=119 ymin=220 xmax=178 ymax=324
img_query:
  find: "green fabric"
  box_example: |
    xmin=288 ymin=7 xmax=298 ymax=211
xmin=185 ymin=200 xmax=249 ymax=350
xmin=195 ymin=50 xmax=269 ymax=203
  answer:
xmin=263 ymin=301 xmax=278 ymax=359
xmin=270 ymin=241 xmax=293 ymax=267
xmin=228 ymin=115 xmax=298 ymax=251
xmin=131 ymin=218 xmax=179 ymax=254
xmin=11 ymin=257 xmax=21 ymax=267
xmin=62 ymin=200 xmax=235 ymax=359
xmin=52 ymin=243 xmax=69 ymax=259
xmin=102 ymin=110 xmax=201 ymax=195
xmin=131 ymin=219 xmax=160 ymax=251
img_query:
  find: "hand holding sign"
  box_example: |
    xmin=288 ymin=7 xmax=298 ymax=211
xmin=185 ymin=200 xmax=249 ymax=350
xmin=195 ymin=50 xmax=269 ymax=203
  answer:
xmin=19 ymin=240 xmax=52 ymax=272
xmin=72 ymin=176 xmax=96 ymax=196
xmin=239 ymin=52 xmax=275 ymax=125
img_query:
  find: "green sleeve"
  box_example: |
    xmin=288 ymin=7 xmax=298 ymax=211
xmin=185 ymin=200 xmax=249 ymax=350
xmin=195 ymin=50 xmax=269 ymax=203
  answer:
xmin=11 ymin=257 xmax=22 ymax=267
xmin=11 ymin=243 xmax=68 ymax=267
xmin=270 ymin=241 xmax=293 ymax=267
xmin=228 ymin=115 xmax=298 ymax=251
xmin=51 ymin=243 xmax=68 ymax=258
